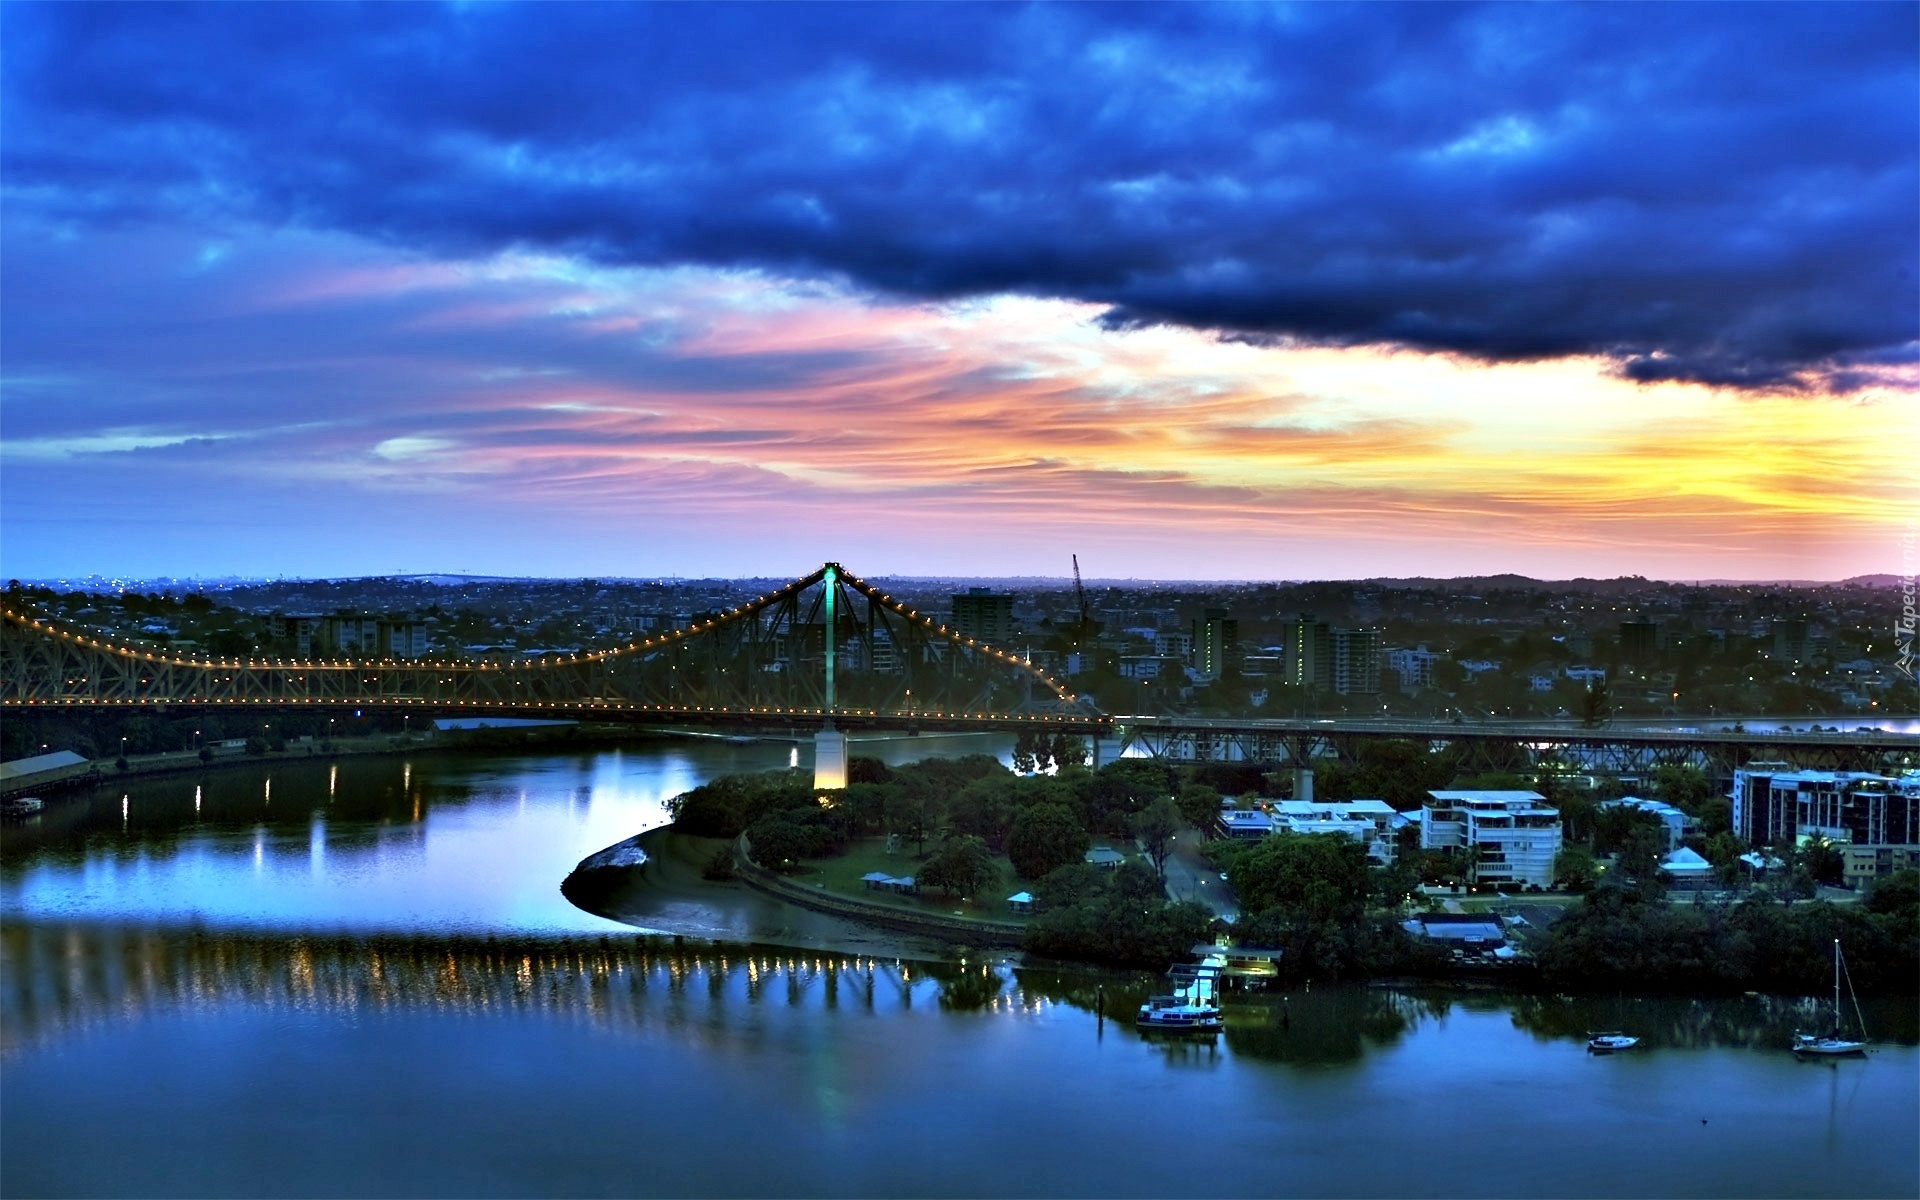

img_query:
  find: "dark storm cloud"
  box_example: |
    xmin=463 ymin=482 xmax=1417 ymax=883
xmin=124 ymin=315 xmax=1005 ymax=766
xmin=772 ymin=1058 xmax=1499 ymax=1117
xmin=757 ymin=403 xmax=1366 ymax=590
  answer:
xmin=4 ymin=2 xmax=1914 ymax=390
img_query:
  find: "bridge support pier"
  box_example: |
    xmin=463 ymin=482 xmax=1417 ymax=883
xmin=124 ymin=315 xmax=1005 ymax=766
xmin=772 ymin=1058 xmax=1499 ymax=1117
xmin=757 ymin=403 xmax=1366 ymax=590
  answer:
xmin=1293 ymin=767 xmax=1314 ymax=802
xmin=813 ymin=726 xmax=848 ymax=791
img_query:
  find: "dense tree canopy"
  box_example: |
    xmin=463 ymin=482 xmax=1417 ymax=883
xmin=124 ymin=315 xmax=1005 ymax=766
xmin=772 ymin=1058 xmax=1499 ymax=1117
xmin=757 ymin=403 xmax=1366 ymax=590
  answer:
xmin=1224 ymin=833 xmax=1371 ymax=926
xmin=669 ymin=769 xmax=816 ymax=838
xmin=1007 ymin=803 xmax=1091 ymax=881
xmin=919 ymin=835 xmax=996 ymax=899
xmin=1536 ymin=886 xmax=1918 ymax=995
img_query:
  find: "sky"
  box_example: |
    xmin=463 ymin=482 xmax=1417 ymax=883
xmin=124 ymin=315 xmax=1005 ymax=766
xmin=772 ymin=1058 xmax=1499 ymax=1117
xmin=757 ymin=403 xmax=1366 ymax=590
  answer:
xmin=2 ymin=3 xmax=1915 ymax=583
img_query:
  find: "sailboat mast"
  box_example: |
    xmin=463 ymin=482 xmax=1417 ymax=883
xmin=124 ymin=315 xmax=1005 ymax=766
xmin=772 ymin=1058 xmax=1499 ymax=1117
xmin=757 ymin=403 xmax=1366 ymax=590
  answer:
xmin=1831 ymin=938 xmax=1842 ymax=1037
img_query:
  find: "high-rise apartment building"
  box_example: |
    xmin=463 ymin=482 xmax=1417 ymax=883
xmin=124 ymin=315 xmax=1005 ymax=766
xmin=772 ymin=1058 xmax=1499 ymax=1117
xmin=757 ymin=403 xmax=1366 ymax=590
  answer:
xmin=1286 ymin=615 xmax=1331 ymax=691
xmin=1773 ymin=618 xmax=1811 ymax=663
xmin=1618 ymin=618 xmax=1657 ymax=662
xmin=1331 ymin=626 xmax=1382 ymax=695
xmin=950 ymin=587 xmax=1015 ymax=649
xmin=1732 ymin=765 xmax=1920 ymax=863
xmin=1192 ymin=608 xmax=1239 ymax=681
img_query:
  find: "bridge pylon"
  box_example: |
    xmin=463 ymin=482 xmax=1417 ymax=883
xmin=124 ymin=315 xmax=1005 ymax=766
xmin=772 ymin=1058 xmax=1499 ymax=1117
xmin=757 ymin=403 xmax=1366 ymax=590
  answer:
xmin=814 ymin=724 xmax=848 ymax=790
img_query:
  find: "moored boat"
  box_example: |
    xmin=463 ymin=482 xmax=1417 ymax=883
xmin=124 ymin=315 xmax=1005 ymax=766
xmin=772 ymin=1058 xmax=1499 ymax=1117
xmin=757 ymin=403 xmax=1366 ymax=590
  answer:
xmin=1586 ymin=1032 xmax=1639 ymax=1054
xmin=1137 ymin=960 xmax=1224 ymax=1032
xmin=1 ymin=795 xmax=44 ymax=820
xmin=1793 ymin=939 xmax=1869 ymax=1058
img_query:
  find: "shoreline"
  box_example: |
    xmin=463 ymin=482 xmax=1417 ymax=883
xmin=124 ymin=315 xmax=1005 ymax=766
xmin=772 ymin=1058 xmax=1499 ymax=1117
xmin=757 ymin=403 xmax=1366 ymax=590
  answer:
xmin=561 ymin=825 xmax=970 ymax=963
xmin=2 ymin=724 xmax=720 ymax=801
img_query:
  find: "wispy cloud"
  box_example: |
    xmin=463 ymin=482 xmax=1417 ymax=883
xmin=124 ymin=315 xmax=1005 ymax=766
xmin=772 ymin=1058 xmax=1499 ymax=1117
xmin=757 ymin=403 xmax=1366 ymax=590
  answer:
xmin=1 ymin=428 xmax=241 ymax=461
xmin=6 ymin=218 xmax=1908 ymax=579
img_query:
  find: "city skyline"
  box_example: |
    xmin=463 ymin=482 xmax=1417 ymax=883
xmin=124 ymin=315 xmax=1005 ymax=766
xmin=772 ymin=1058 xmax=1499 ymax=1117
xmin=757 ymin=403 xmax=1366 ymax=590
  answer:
xmin=3 ymin=4 xmax=1915 ymax=582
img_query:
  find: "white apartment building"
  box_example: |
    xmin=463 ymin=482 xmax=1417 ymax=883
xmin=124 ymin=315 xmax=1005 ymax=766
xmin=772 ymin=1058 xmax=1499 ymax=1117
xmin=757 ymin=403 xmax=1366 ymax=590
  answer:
xmin=1599 ymin=796 xmax=1691 ymax=852
xmin=1421 ymin=790 xmax=1563 ymax=888
xmin=1270 ymin=798 xmax=1403 ymax=863
xmin=1153 ymin=630 xmax=1193 ymax=660
xmin=1385 ymin=645 xmax=1440 ymax=692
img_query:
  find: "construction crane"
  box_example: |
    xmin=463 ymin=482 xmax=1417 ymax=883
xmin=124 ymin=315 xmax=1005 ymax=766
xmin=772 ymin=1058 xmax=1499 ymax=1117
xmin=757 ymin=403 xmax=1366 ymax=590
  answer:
xmin=1070 ymin=554 xmax=1100 ymax=648
xmin=1071 ymin=554 xmax=1089 ymax=639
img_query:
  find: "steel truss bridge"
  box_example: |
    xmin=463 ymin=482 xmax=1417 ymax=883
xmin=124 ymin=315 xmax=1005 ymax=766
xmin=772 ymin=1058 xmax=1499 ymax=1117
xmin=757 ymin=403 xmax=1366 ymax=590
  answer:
xmin=6 ymin=560 xmax=1913 ymax=780
xmin=1 ymin=563 xmax=1103 ymax=735
xmin=1113 ymin=716 xmax=1920 ymax=780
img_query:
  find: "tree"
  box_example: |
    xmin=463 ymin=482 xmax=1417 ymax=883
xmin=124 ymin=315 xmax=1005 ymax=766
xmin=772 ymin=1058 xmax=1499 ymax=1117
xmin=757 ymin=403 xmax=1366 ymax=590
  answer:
xmin=1593 ymin=804 xmax=1664 ymax=856
xmin=1703 ymin=831 xmax=1750 ymax=885
xmin=1012 ymin=729 xmax=1043 ymax=774
xmin=1617 ymin=823 xmax=1666 ymax=894
xmin=1578 ymin=677 xmax=1611 ymax=727
xmin=1551 ymin=791 xmax=1598 ymax=845
xmin=886 ymin=790 xmax=935 ymax=856
xmin=745 ymin=815 xmax=808 ymax=871
xmin=1650 ymin=764 xmax=1712 ymax=815
xmin=1176 ymin=782 xmax=1223 ymax=830
xmin=1006 ymin=803 xmax=1090 ymax=880
xmin=946 ymin=775 xmax=1017 ymax=850
xmin=842 ymin=782 xmax=895 ymax=837
xmin=1049 ymin=733 xmax=1087 ymax=770
xmin=1865 ymin=869 xmax=1919 ymax=916
xmin=1553 ymin=845 xmax=1599 ymax=892
xmin=1227 ymin=833 xmax=1370 ymax=925
xmin=1132 ymin=797 xmax=1182 ymax=880
xmin=1317 ymin=738 xmax=1455 ymax=811
xmin=1093 ymin=758 xmax=1175 ymax=815
xmin=1800 ymin=836 xmax=1845 ymax=887
xmin=1693 ymin=796 xmax=1733 ymax=838
xmin=920 ymin=835 xmax=995 ymax=899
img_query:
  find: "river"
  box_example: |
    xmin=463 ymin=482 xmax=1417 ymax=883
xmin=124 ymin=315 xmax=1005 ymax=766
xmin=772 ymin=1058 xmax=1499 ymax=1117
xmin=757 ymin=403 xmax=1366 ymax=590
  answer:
xmin=3 ymin=737 xmax=1916 ymax=1198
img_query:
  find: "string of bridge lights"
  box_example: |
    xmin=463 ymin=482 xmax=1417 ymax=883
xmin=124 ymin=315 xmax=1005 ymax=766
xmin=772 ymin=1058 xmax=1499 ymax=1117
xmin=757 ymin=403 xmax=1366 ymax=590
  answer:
xmin=0 ymin=562 xmax=1081 ymax=710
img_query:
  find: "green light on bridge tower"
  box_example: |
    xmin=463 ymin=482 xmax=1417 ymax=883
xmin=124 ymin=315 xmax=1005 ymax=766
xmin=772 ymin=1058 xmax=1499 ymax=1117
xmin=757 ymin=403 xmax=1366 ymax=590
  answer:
xmin=823 ymin=564 xmax=836 ymax=715
xmin=814 ymin=563 xmax=847 ymax=789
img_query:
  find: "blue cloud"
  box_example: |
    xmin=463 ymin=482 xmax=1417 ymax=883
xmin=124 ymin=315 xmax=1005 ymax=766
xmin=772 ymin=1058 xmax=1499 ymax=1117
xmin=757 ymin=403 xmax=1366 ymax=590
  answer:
xmin=3 ymin=1 xmax=1914 ymax=389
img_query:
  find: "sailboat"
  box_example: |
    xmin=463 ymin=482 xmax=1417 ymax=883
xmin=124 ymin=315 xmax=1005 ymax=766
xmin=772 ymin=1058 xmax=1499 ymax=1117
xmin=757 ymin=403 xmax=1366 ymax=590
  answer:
xmin=1792 ymin=939 xmax=1868 ymax=1058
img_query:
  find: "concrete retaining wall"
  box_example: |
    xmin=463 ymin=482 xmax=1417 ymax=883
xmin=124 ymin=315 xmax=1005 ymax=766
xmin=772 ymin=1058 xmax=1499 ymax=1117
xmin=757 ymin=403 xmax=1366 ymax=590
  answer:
xmin=733 ymin=834 xmax=1027 ymax=949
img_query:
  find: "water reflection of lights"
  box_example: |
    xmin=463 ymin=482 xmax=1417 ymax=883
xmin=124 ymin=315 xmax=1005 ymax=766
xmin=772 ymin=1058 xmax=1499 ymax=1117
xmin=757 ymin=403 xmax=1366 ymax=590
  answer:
xmin=2 ymin=925 xmax=1088 ymax=1060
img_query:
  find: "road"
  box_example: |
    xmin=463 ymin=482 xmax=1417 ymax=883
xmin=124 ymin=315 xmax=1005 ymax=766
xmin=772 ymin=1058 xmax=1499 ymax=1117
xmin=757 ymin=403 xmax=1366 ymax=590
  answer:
xmin=1160 ymin=828 xmax=1239 ymax=921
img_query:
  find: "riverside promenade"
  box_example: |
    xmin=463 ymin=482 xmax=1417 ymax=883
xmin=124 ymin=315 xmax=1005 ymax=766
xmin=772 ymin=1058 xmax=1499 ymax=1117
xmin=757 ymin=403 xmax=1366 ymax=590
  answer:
xmin=730 ymin=833 xmax=1029 ymax=949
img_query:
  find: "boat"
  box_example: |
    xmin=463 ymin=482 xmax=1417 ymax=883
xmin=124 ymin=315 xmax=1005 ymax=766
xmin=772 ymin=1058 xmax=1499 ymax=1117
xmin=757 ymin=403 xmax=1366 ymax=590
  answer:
xmin=1 ymin=795 xmax=44 ymax=820
xmin=1136 ymin=961 xmax=1223 ymax=1033
xmin=1792 ymin=939 xmax=1868 ymax=1058
xmin=1586 ymin=1032 xmax=1640 ymax=1054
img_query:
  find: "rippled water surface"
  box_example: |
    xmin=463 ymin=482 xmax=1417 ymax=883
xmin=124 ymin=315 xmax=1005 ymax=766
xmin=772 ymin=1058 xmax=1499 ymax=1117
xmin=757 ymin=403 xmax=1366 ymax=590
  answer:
xmin=1 ymin=734 xmax=1004 ymax=933
xmin=3 ymin=740 xmax=1916 ymax=1198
